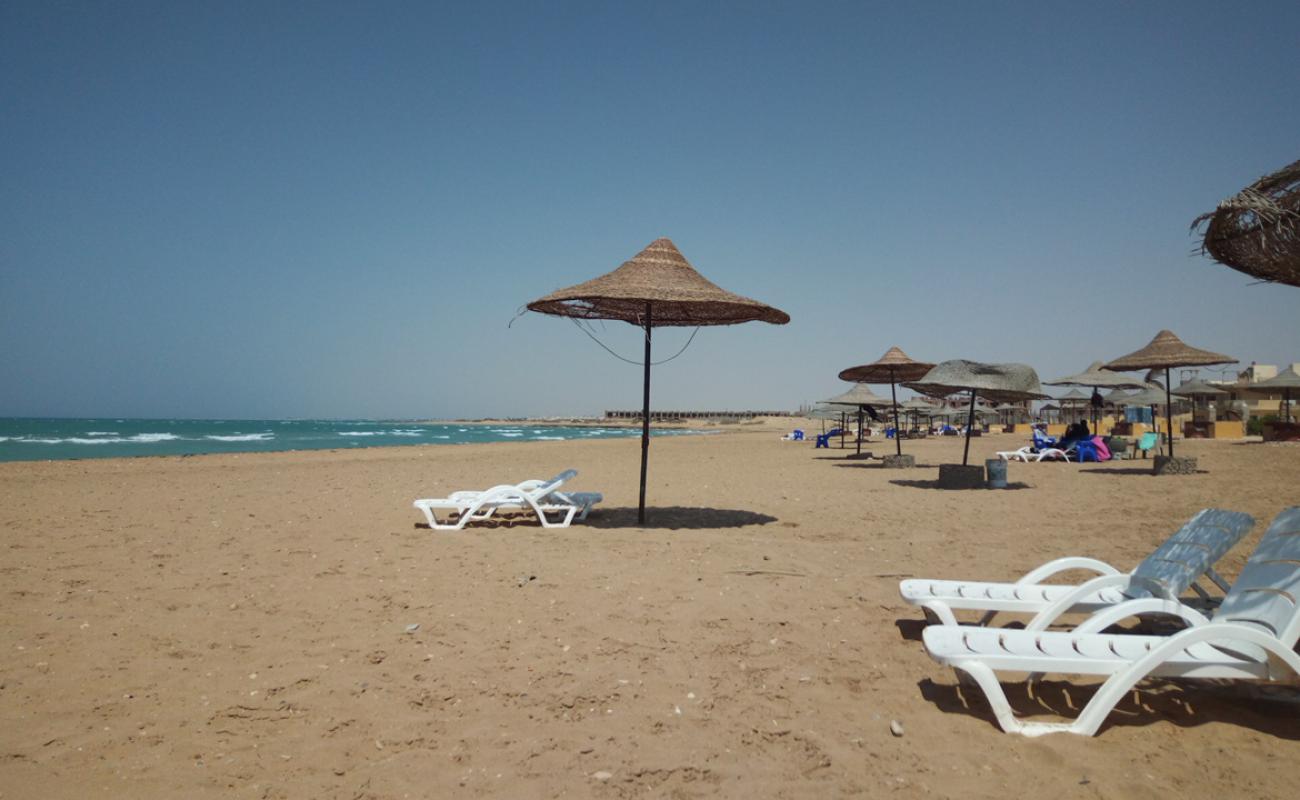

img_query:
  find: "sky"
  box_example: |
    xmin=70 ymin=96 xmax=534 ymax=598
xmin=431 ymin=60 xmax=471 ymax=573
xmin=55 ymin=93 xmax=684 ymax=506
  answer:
xmin=2 ymin=1 xmax=1298 ymax=419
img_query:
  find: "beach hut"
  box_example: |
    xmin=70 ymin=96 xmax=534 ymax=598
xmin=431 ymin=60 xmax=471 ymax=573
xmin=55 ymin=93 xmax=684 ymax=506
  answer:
xmin=905 ymin=360 xmax=1048 ymax=477
xmin=1103 ymin=331 xmax=1234 ymax=461
xmin=527 ymin=238 xmax=789 ymax=524
xmin=837 ymin=347 xmax=935 ymax=464
xmin=821 ymin=384 xmax=890 ymax=456
xmin=1193 ymin=158 xmax=1300 ymax=287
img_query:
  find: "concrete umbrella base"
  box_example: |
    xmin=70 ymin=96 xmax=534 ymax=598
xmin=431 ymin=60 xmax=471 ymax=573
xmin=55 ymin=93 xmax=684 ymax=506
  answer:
xmin=881 ymin=454 xmax=916 ymax=468
xmin=1153 ymin=456 xmax=1198 ymax=475
xmin=937 ymin=464 xmax=985 ymax=489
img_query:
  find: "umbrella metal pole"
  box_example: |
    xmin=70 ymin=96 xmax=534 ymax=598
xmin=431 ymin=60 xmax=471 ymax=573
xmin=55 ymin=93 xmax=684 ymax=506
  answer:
xmin=856 ymin=408 xmax=863 ymax=455
xmin=1164 ymin=367 xmax=1174 ymax=458
xmin=840 ymin=413 xmax=845 ymax=449
xmin=962 ymin=391 xmax=976 ymax=466
xmin=890 ymin=375 xmax=901 ymax=456
xmin=638 ymin=303 xmax=652 ymax=525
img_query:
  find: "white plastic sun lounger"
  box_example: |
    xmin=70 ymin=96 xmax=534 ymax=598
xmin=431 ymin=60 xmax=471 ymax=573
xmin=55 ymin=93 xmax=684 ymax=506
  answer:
xmin=413 ymin=470 xmax=603 ymax=530
xmin=922 ymin=507 xmax=1300 ymax=736
xmin=900 ymin=509 xmax=1254 ymax=627
xmin=995 ymin=446 xmax=1070 ymax=463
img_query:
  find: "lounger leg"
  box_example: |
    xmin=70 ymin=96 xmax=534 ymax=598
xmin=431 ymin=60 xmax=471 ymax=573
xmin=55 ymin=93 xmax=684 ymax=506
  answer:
xmin=920 ymin=601 xmax=961 ymax=627
xmin=950 ymin=661 xmax=1028 ymax=734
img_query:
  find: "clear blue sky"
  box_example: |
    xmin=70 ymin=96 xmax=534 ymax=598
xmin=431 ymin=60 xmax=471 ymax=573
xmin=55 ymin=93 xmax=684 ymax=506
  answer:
xmin=3 ymin=1 xmax=1297 ymax=419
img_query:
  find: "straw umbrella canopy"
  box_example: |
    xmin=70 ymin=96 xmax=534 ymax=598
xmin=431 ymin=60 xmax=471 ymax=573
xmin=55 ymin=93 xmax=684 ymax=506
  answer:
xmin=1102 ymin=330 xmax=1234 ymax=458
xmin=1046 ymin=361 xmax=1148 ymax=430
xmin=1172 ymin=378 xmax=1228 ymax=396
xmin=837 ymin=347 xmax=936 ymax=457
xmin=821 ymin=384 xmax=890 ymax=455
xmin=1192 ymin=158 xmax=1300 ymax=288
xmin=527 ymin=238 xmax=789 ymax=523
xmin=905 ymin=360 xmax=1048 ymax=465
xmin=1241 ymin=368 xmax=1300 ymax=423
xmin=1125 ymin=385 xmax=1170 ymax=407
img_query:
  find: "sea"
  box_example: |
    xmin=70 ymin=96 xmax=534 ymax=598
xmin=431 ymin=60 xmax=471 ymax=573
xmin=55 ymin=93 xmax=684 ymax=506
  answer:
xmin=0 ymin=418 xmax=706 ymax=463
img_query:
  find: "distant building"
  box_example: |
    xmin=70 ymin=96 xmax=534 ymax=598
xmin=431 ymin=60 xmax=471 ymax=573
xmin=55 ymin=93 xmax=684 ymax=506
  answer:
xmin=1218 ymin=361 xmax=1300 ymax=421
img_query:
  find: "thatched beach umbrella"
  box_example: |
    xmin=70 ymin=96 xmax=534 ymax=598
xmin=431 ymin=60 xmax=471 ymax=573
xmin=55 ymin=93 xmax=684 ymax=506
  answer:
xmin=1046 ymin=361 xmax=1148 ymax=430
xmin=837 ymin=347 xmax=935 ymax=458
xmin=527 ymin=238 xmax=789 ymax=524
xmin=1102 ymin=331 xmax=1234 ymax=459
xmin=905 ymin=360 xmax=1048 ymax=466
xmin=1173 ymin=378 xmax=1229 ymax=419
xmin=1172 ymin=378 xmax=1229 ymax=398
xmin=1193 ymin=158 xmax=1300 ymax=287
xmin=1038 ymin=401 xmax=1061 ymax=423
xmin=1242 ymin=368 xmax=1300 ymax=423
xmin=1123 ymin=384 xmax=1172 ymax=452
xmin=899 ymin=397 xmax=936 ymax=434
xmin=821 ymin=383 xmax=889 ymax=455
xmin=994 ymin=402 xmax=1018 ymax=426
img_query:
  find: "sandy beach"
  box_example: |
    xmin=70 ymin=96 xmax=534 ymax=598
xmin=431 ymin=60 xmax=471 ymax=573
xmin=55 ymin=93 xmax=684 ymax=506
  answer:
xmin=2 ymin=425 xmax=1298 ymax=798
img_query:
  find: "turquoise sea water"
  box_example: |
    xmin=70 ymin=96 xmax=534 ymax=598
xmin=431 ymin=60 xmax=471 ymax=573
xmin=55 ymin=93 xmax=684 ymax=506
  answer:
xmin=0 ymin=419 xmax=704 ymax=463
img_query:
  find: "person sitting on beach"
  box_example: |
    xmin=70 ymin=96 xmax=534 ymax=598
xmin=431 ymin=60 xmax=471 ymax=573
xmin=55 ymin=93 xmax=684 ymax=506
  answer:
xmin=1057 ymin=420 xmax=1090 ymax=451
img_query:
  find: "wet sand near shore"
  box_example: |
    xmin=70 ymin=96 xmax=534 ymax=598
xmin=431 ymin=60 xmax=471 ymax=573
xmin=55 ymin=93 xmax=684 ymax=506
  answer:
xmin=2 ymin=426 xmax=1297 ymax=798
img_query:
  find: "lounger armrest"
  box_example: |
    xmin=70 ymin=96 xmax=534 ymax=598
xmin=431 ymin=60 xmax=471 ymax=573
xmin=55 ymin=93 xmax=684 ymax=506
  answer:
xmin=1015 ymin=557 xmax=1122 ymax=586
xmin=1071 ymin=598 xmax=1211 ymax=635
xmin=1023 ymin=573 xmax=1138 ymax=632
xmin=1136 ymin=622 xmax=1300 ymax=677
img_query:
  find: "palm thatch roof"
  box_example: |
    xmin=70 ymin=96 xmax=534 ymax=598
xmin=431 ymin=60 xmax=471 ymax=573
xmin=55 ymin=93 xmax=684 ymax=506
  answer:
xmin=837 ymin=346 xmax=935 ymax=383
xmin=904 ymin=359 xmax=1049 ymax=403
xmin=821 ymin=384 xmax=889 ymax=408
xmin=805 ymin=404 xmax=848 ymax=421
xmin=1193 ymin=158 xmax=1300 ymax=288
xmin=1172 ymin=379 xmax=1229 ymax=397
xmin=900 ymin=397 xmax=938 ymax=411
xmin=527 ymin=238 xmax=790 ymax=326
xmin=1125 ymin=386 xmax=1172 ymax=407
xmin=1046 ymin=361 xmax=1149 ymax=390
xmin=1240 ymin=368 xmax=1300 ymax=392
xmin=1103 ymin=330 xmax=1234 ymax=372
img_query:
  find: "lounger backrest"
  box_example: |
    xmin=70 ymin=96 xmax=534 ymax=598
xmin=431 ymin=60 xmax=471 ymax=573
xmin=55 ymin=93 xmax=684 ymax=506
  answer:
xmin=1125 ymin=509 xmax=1255 ymax=599
xmin=1216 ymin=507 xmax=1300 ymax=647
xmin=1137 ymin=432 xmax=1158 ymax=450
xmin=535 ymin=470 xmax=578 ymax=497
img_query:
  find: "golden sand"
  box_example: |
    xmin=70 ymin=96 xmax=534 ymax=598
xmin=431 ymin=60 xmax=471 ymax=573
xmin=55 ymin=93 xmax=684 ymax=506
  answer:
xmin=2 ymin=425 xmax=1298 ymax=798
